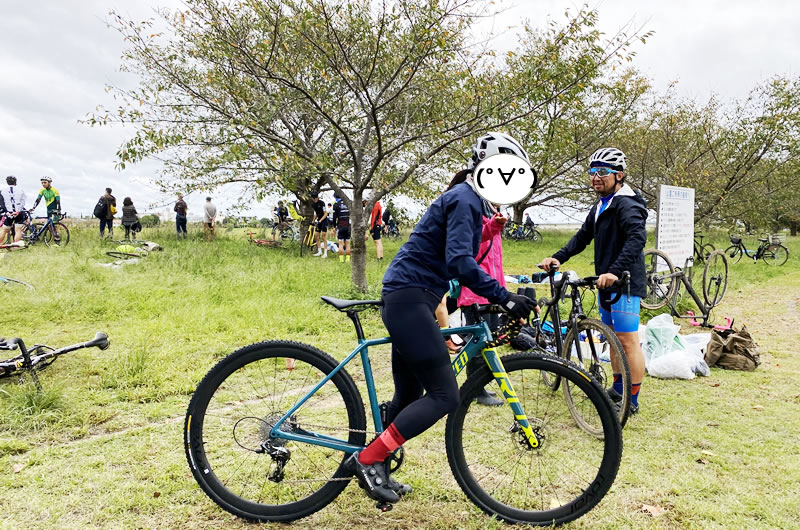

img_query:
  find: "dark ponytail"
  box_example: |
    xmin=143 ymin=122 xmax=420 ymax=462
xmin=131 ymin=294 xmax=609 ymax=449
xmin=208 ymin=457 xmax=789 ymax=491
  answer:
xmin=446 ymin=169 xmax=472 ymax=191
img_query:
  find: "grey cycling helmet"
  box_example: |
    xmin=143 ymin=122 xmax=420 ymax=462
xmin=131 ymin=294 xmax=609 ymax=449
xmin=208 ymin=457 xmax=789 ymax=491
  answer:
xmin=469 ymin=132 xmax=530 ymax=169
xmin=41 ymin=175 xmax=52 ymax=183
xmin=589 ymin=147 xmax=627 ymax=171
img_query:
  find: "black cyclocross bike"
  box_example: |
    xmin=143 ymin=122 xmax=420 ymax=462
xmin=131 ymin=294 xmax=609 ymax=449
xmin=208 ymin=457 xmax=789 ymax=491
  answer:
xmin=532 ymin=266 xmax=632 ymax=433
xmin=185 ymin=297 xmax=622 ymax=526
xmin=1 ymin=332 xmax=109 ymax=391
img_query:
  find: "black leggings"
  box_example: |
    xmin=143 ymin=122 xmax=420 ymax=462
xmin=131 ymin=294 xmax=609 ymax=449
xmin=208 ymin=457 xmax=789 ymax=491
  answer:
xmin=381 ymin=288 xmax=459 ymax=441
xmin=462 ymin=307 xmax=499 ymax=377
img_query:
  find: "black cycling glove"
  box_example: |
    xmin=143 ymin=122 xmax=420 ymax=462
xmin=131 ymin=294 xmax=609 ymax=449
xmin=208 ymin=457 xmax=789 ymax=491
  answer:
xmin=501 ymin=293 xmax=534 ymax=320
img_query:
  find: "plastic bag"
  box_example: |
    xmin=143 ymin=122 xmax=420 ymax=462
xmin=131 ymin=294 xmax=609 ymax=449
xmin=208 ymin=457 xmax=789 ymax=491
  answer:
xmin=644 ymin=314 xmax=710 ymax=379
xmin=644 ymin=314 xmax=684 ymax=365
xmin=648 ymin=352 xmax=696 ymax=379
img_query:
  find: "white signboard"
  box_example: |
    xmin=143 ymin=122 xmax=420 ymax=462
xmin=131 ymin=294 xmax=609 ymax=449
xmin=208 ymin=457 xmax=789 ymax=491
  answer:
xmin=656 ymin=184 xmax=695 ymax=268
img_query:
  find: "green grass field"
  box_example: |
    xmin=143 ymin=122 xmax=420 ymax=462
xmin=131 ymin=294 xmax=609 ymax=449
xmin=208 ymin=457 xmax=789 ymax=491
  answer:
xmin=1 ymin=225 xmax=798 ymax=529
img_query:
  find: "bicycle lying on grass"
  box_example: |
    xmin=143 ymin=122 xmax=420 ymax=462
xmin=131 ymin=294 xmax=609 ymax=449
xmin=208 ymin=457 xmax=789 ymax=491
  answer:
xmin=0 ymin=275 xmax=34 ymax=291
xmin=643 ymin=249 xmax=732 ymax=330
xmin=185 ymin=296 xmax=622 ymax=525
xmin=0 ymin=332 xmax=109 ymax=392
xmin=248 ymin=232 xmax=282 ymax=248
xmin=724 ymin=234 xmax=788 ymax=266
xmin=532 ymin=265 xmax=633 ymax=433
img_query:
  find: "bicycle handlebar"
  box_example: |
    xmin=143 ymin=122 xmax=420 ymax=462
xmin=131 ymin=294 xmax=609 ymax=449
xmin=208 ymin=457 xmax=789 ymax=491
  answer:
xmin=0 ymin=332 xmax=109 ymax=355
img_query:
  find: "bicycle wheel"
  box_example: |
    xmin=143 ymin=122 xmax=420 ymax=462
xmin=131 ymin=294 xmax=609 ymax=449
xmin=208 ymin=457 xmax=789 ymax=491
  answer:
xmin=642 ymin=249 xmax=677 ymax=310
xmin=724 ymin=245 xmax=743 ymax=264
xmin=562 ymin=319 xmax=630 ymax=433
xmin=185 ymin=341 xmax=366 ymax=523
xmin=702 ymin=250 xmax=728 ymax=308
xmin=446 ymin=353 xmax=622 ymax=526
xmin=0 ymin=277 xmax=34 ymax=291
xmin=106 ymin=251 xmax=142 ymax=260
xmin=43 ymin=223 xmax=70 ymax=247
xmin=22 ymin=223 xmax=43 ymax=245
xmin=762 ymin=244 xmax=788 ymax=266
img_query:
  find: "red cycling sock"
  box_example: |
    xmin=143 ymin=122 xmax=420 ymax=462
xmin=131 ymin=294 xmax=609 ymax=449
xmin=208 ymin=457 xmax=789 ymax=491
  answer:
xmin=631 ymin=382 xmax=641 ymax=407
xmin=358 ymin=423 xmax=406 ymax=465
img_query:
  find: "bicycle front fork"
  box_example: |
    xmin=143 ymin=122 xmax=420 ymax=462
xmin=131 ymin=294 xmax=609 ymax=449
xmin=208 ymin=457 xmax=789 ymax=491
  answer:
xmin=481 ymin=348 xmax=542 ymax=450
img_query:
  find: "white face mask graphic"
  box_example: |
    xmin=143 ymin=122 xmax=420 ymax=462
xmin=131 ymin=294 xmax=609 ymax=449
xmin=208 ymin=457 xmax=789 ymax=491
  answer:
xmin=473 ymin=153 xmax=537 ymax=205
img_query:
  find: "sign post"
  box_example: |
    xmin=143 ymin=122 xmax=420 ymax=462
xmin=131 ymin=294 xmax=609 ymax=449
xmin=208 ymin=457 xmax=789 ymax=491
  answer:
xmin=656 ymin=184 xmax=695 ymax=269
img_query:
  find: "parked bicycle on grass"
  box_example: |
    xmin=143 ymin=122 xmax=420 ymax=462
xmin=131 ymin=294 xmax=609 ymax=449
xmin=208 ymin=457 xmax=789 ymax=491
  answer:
xmin=693 ymin=232 xmax=715 ymax=264
xmin=532 ymin=265 xmax=633 ymax=432
xmin=724 ymin=233 xmax=788 ymax=266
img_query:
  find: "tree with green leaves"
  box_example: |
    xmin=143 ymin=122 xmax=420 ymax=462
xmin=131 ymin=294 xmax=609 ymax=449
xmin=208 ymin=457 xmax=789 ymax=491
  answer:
xmin=500 ymin=9 xmax=652 ymax=222
xmin=90 ymin=0 xmax=651 ymax=290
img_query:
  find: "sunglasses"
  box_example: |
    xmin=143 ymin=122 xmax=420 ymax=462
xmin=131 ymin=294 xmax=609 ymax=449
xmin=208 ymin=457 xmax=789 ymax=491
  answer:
xmin=588 ymin=167 xmax=619 ymax=178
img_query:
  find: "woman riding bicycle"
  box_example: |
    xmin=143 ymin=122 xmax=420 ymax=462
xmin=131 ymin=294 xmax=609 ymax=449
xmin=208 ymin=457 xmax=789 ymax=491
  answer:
xmin=346 ymin=132 xmax=534 ymax=504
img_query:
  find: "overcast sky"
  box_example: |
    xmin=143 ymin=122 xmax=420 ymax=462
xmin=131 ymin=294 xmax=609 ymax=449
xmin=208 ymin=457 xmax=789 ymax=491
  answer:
xmin=1 ymin=0 xmax=798 ymax=220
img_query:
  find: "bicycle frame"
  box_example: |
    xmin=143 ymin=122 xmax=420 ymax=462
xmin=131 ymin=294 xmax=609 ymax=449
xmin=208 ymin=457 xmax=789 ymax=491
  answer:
xmin=269 ymin=313 xmax=544 ymax=454
xmin=658 ymin=258 xmax=716 ymax=326
xmin=24 ymin=213 xmax=57 ymax=243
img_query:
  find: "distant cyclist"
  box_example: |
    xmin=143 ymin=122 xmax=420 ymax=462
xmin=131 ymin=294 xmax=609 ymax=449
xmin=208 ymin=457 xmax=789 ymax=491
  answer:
xmin=0 ymin=175 xmax=27 ymax=244
xmin=31 ymin=176 xmax=61 ymax=217
xmin=271 ymin=200 xmax=290 ymax=242
xmin=31 ymin=176 xmax=63 ymax=242
xmin=311 ymin=192 xmax=328 ymax=258
xmin=332 ymin=193 xmax=351 ymax=262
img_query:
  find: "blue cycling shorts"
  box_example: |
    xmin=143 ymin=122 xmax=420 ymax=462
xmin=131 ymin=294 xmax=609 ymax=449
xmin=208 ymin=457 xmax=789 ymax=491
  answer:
xmin=598 ymin=291 xmax=641 ymax=333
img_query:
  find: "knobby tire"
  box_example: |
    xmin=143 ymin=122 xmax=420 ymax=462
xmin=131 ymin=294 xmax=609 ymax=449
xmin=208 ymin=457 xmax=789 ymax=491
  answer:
xmin=185 ymin=341 xmax=366 ymax=523
xmin=446 ymin=352 xmax=622 ymax=526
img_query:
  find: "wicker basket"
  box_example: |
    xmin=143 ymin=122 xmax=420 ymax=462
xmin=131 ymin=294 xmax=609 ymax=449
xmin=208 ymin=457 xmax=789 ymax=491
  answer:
xmin=771 ymin=233 xmax=787 ymax=244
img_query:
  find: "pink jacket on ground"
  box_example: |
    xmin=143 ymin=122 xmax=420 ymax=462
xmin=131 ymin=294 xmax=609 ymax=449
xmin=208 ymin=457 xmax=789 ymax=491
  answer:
xmin=457 ymin=215 xmax=507 ymax=307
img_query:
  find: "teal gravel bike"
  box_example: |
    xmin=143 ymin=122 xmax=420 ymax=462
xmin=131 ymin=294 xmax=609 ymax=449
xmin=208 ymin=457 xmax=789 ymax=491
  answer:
xmin=185 ymin=296 xmax=622 ymax=526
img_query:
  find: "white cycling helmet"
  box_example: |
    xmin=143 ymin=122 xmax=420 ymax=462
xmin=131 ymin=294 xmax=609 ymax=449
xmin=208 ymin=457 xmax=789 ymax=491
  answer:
xmin=41 ymin=176 xmax=52 ymax=183
xmin=469 ymin=132 xmax=530 ymax=169
xmin=589 ymin=147 xmax=626 ymax=171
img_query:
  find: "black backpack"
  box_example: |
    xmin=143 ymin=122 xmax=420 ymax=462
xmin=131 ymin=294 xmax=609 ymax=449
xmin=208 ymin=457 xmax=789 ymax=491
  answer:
xmin=93 ymin=197 xmax=106 ymax=219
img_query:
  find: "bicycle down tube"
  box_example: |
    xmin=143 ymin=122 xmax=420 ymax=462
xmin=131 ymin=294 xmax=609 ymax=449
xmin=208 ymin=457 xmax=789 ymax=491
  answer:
xmin=268 ymin=321 xmax=544 ymax=452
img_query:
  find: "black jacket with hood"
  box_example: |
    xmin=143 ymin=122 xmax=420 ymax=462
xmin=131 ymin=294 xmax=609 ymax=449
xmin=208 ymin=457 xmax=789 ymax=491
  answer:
xmin=552 ymin=183 xmax=648 ymax=298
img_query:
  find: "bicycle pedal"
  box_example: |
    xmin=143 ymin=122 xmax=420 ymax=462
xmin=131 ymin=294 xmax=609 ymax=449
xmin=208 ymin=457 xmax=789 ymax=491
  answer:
xmin=376 ymin=501 xmax=394 ymax=512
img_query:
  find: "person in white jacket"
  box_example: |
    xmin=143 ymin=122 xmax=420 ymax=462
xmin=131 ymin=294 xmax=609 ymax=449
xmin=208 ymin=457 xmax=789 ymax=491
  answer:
xmin=203 ymin=197 xmax=217 ymax=240
xmin=0 ymin=175 xmax=27 ymax=243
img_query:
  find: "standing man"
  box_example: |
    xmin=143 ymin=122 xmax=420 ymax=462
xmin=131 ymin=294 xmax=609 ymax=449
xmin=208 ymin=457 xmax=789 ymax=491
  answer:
xmin=368 ymin=199 xmax=384 ymax=260
xmin=99 ymin=187 xmax=116 ymax=239
xmin=0 ymin=176 xmax=27 ymax=243
xmin=31 ymin=176 xmax=61 ymax=219
xmin=32 ymin=176 xmax=62 ymax=243
xmin=311 ymin=192 xmax=328 ymax=258
xmin=539 ymin=147 xmax=648 ymax=416
xmin=332 ymin=193 xmax=351 ymax=262
xmin=203 ymin=196 xmax=217 ymax=240
xmin=175 ymin=193 xmax=188 ymax=239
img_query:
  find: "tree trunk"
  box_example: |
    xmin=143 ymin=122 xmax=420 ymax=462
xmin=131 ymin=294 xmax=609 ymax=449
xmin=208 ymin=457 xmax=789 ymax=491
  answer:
xmin=512 ymin=204 xmax=525 ymax=224
xmin=350 ymin=192 xmax=368 ymax=292
xmin=791 ymin=220 xmax=798 ymax=237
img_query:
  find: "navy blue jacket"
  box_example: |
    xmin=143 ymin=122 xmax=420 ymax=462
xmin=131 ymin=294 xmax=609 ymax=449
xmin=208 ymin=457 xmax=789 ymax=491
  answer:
xmin=382 ymin=182 xmax=510 ymax=304
xmin=552 ymin=184 xmax=648 ymax=298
